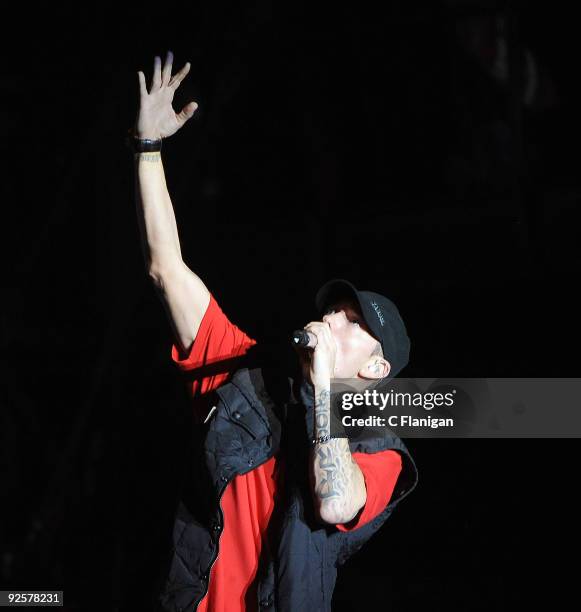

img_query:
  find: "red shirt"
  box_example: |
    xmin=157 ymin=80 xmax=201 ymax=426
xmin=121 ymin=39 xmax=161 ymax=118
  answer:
xmin=171 ymin=294 xmax=403 ymax=612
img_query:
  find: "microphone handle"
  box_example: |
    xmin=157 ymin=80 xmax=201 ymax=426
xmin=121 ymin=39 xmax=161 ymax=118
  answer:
xmin=291 ymin=329 xmax=317 ymax=349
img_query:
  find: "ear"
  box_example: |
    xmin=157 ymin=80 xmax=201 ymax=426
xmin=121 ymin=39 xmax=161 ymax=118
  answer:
xmin=358 ymin=356 xmax=391 ymax=380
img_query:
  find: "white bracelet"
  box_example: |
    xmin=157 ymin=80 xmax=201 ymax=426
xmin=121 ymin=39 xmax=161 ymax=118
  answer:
xmin=310 ymin=434 xmax=345 ymax=446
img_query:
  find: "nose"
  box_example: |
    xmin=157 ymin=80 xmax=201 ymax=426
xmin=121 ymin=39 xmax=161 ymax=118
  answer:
xmin=322 ymin=309 xmax=347 ymax=328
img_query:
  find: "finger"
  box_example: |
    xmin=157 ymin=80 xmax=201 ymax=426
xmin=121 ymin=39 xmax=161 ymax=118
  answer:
xmin=176 ymin=101 xmax=198 ymax=126
xmin=304 ymin=322 xmax=323 ymax=332
xmin=161 ymin=50 xmax=173 ymax=86
xmin=137 ymin=71 xmax=148 ymax=97
xmin=152 ymin=55 xmax=162 ymax=90
xmin=169 ymin=62 xmax=191 ymax=89
xmin=304 ymin=322 xmax=331 ymax=340
xmin=305 ymin=321 xmax=330 ymax=332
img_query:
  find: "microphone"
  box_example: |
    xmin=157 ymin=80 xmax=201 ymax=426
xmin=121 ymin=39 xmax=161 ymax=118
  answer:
xmin=291 ymin=329 xmax=317 ymax=349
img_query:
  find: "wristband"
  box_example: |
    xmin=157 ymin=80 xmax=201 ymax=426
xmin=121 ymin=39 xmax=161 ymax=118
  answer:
xmin=125 ymin=127 xmax=162 ymax=153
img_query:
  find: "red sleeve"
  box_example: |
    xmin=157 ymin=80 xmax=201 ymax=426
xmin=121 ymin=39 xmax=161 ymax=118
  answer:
xmin=170 ymin=293 xmax=256 ymax=417
xmin=334 ymin=449 xmax=402 ymax=532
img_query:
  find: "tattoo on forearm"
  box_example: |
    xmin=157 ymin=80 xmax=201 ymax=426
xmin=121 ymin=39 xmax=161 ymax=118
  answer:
xmin=134 ymin=152 xmax=161 ymax=162
xmin=312 ymin=388 xmax=362 ymax=519
xmin=314 ymin=439 xmax=354 ymax=499
xmin=314 ymin=389 xmax=331 ymax=437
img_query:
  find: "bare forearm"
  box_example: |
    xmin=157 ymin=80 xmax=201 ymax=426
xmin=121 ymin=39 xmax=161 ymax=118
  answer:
xmin=133 ymin=151 xmax=182 ymax=272
xmin=311 ymin=385 xmax=367 ymax=524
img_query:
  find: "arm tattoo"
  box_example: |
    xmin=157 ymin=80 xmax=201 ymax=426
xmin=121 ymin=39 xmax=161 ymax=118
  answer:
xmin=134 ymin=152 xmax=161 ymax=162
xmin=314 ymin=388 xmax=331 ymax=437
xmin=311 ymin=388 xmax=364 ymax=521
xmin=314 ymin=439 xmax=356 ymax=499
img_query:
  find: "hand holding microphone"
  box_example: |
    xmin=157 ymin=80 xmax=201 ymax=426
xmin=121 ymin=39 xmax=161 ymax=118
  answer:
xmin=292 ymin=321 xmax=336 ymax=386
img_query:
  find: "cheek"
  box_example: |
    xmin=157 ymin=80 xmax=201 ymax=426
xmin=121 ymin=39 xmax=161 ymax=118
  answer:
xmin=347 ymin=336 xmax=373 ymax=370
xmin=335 ymin=335 xmax=361 ymax=372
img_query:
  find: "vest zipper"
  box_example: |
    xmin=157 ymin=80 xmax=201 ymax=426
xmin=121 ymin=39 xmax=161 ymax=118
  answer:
xmin=192 ymin=452 xmax=276 ymax=611
xmin=192 ymin=483 xmax=226 ymax=612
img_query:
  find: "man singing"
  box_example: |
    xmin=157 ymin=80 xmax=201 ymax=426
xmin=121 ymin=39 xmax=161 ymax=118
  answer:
xmin=129 ymin=50 xmax=418 ymax=612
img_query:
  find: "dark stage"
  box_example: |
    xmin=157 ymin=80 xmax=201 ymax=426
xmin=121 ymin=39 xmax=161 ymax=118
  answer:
xmin=1 ymin=2 xmax=578 ymax=610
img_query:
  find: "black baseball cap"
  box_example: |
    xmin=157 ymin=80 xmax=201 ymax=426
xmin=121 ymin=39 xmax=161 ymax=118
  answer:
xmin=315 ymin=279 xmax=410 ymax=378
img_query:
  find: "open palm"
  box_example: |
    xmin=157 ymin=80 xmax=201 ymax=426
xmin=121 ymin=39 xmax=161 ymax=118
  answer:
xmin=135 ymin=51 xmax=198 ymax=140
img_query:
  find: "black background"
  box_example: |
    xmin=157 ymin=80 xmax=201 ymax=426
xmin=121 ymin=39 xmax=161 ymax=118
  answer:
xmin=1 ymin=1 xmax=578 ymax=610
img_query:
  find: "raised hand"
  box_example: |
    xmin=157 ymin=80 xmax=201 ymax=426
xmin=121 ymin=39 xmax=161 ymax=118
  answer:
xmin=134 ymin=50 xmax=198 ymax=140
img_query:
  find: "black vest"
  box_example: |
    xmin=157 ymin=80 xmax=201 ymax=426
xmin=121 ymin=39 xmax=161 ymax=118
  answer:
xmin=158 ymin=347 xmax=418 ymax=612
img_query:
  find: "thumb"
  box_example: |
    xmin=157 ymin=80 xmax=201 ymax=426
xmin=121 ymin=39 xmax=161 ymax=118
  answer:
xmin=177 ymin=101 xmax=198 ymax=125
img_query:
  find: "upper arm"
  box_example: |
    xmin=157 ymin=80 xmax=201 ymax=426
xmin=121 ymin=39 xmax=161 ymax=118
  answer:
xmin=149 ymin=260 xmax=211 ymax=354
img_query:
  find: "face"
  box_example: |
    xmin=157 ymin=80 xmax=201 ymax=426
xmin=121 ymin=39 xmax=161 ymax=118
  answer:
xmin=323 ymin=298 xmax=381 ymax=378
xmin=298 ymin=297 xmax=384 ymax=380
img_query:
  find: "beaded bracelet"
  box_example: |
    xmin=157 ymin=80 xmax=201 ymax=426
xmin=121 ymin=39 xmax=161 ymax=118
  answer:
xmin=309 ymin=434 xmax=347 ymax=446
